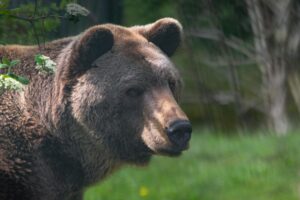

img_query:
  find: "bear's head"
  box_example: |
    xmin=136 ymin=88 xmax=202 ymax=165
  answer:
xmin=53 ymin=18 xmax=192 ymax=165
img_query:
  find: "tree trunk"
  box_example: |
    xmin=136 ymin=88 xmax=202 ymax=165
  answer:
xmin=246 ymin=0 xmax=290 ymax=135
xmin=288 ymin=72 xmax=300 ymax=113
xmin=262 ymin=62 xmax=288 ymax=134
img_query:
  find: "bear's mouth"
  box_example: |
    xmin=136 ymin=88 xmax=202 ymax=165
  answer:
xmin=151 ymin=142 xmax=190 ymax=157
xmin=121 ymin=149 xmax=153 ymax=166
xmin=141 ymin=125 xmax=191 ymax=157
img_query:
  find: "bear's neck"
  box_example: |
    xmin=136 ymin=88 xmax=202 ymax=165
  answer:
xmin=54 ymin=123 xmax=123 ymax=186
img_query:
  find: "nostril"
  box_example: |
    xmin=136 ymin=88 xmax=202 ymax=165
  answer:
xmin=166 ymin=120 xmax=192 ymax=148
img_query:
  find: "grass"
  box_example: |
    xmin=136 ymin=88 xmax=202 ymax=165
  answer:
xmin=84 ymin=130 xmax=300 ymax=200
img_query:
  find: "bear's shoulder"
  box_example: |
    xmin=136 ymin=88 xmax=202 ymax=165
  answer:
xmin=0 ymin=36 xmax=74 ymax=60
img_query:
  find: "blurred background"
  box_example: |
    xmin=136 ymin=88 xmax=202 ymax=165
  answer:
xmin=2 ymin=0 xmax=300 ymax=199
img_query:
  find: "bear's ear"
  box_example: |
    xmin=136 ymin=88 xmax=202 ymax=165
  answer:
xmin=132 ymin=18 xmax=183 ymax=57
xmin=67 ymin=26 xmax=114 ymax=78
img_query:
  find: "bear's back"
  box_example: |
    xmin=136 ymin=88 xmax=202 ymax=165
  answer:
xmin=0 ymin=37 xmax=75 ymax=199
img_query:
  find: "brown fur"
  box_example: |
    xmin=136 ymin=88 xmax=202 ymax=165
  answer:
xmin=0 ymin=18 xmax=190 ymax=200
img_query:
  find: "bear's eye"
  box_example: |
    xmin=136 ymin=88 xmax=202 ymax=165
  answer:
xmin=126 ymin=87 xmax=145 ymax=98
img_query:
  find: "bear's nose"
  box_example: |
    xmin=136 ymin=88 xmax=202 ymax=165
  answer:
xmin=166 ymin=120 xmax=192 ymax=150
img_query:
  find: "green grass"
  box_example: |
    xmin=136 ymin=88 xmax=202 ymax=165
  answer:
xmin=84 ymin=130 xmax=300 ymax=200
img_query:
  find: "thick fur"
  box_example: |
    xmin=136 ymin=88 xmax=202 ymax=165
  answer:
xmin=0 ymin=18 xmax=188 ymax=200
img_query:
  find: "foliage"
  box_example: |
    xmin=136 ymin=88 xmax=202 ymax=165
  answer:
xmin=124 ymin=0 xmax=177 ymax=25
xmin=177 ymin=0 xmax=251 ymax=38
xmin=0 ymin=74 xmax=25 ymax=92
xmin=0 ymin=58 xmax=29 ymax=93
xmin=0 ymin=0 xmax=89 ymax=93
xmin=85 ymin=130 xmax=300 ymax=200
xmin=35 ymin=54 xmax=56 ymax=74
xmin=0 ymin=0 xmax=9 ymax=11
xmin=0 ymin=1 xmax=58 ymax=44
xmin=0 ymin=0 xmax=89 ymax=44
xmin=66 ymin=2 xmax=90 ymax=23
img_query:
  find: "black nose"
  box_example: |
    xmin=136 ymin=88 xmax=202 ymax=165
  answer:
xmin=166 ymin=120 xmax=192 ymax=149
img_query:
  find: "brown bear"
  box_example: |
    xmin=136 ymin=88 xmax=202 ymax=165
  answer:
xmin=0 ymin=18 xmax=192 ymax=200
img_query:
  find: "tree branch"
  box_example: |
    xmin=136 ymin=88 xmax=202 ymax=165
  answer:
xmin=202 ymin=57 xmax=256 ymax=67
xmin=187 ymin=28 xmax=256 ymax=58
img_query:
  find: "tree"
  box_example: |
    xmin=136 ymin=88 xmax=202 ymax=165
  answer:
xmin=57 ymin=0 xmax=123 ymax=37
xmin=0 ymin=0 xmax=89 ymax=93
xmin=245 ymin=0 xmax=300 ymax=135
xmin=177 ymin=0 xmax=300 ymax=134
xmin=177 ymin=0 xmax=261 ymax=130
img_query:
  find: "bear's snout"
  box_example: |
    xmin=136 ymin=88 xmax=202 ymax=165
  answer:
xmin=142 ymin=87 xmax=192 ymax=156
xmin=166 ymin=120 xmax=192 ymax=151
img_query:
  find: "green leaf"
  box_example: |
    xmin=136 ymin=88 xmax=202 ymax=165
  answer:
xmin=15 ymin=76 xmax=29 ymax=85
xmin=35 ymin=54 xmax=56 ymax=74
xmin=34 ymin=54 xmax=45 ymax=65
xmin=0 ymin=74 xmax=9 ymax=79
xmin=2 ymin=57 xmax=9 ymax=65
xmin=10 ymin=59 xmax=20 ymax=66
xmin=7 ymin=73 xmax=29 ymax=85
xmin=0 ymin=63 xmax=8 ymax=69
xmin=0 ymin=73 xmax=24 ymax=92
xmin=0 ymin=10 xmax=11 ymax=15
xmin=0 ymin=0 xmax=10 ymax=10
xmin=34 ymin=54 xmax=42 ymax=62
